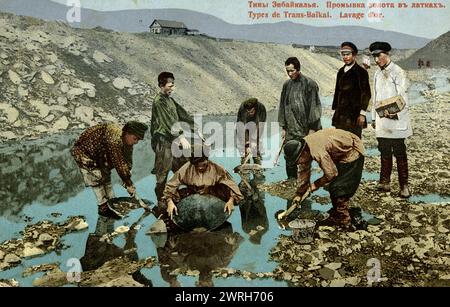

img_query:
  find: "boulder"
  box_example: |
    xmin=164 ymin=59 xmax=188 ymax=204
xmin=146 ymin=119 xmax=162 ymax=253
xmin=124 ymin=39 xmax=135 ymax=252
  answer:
xmin=0 ymin=103 xmax=19 ymax=123
xmin=75 ymin=106 xmax=94 ymax=125
xmin=113 ymin=77 xmax=132 ymax=90
xmin=8 ymin=70 xmax=21 ymax=84
xmin=93 ymin=50 xmax=113 ymax=63
xmin=52 ymin=116 xmax=69 ymax=131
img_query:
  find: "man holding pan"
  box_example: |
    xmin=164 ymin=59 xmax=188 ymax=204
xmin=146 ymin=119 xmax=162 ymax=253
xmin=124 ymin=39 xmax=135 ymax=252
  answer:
xmin=283 ymin=128 xmax=365 ymax=229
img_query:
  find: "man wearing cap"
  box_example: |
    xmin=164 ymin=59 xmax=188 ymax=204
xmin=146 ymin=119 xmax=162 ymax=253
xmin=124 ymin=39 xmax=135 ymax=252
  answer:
xmin=151 ymin=71 xmax=197 ymax=203
xmin=284 ymin=128 xmax=365 ymax=228
xmin=163 ymin=144 xmax=243 ymax=220
xmin=236 ymin=98 xmax=267 ymax=165
xmin=279 ymin=57 xmax=322 ymax=179
xmin=369 ymin=42 xmax=412 ymax=198
xmin=72 ymin=121 xmax=148 ymax=219
xmin=332 ymin=42 xmax=371 ymax=138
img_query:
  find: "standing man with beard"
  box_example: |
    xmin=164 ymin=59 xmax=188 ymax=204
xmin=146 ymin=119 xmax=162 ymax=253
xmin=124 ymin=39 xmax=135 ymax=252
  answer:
xmin=278 ymin=57 xmax=322 ymax=179
xmin=332 ymin=42 xmax=371 ymax=138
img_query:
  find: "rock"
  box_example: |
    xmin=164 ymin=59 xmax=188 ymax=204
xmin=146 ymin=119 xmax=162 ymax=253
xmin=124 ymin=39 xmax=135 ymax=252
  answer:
xmin=38 ymin=233 xmax=55 ymax=244
xmin=0 ymin=279 xmax=19 ymax=287
xmin=325 ymin=263 xmax=342 ymax=270
xmin=93 ymin=50 xmax=113 ymax=63
xmin=318 ymin=267 xmax=335 ymax=280
xmin=57 ymin=97 xmax=68 ymax=106
xmin=41 ymin=71 xmax=54 ymax=84
xmin=8 ymin=70 xmax=21 ymax=84
xmin=86 ymin=89 xmax=96 ymax=98
xmin=0 ymin=103 xmax=19 ymax=123
xmin=0 ymin=250 xmax=4 ymax=260
xmin=117 ymin=97 xmax=126 ymax=106
xmin=115 ymin=226 xmax=130 ymax=234
xmin=438 ymin=226 xmax=448 ymax=233
xmin=4 ymin=254 xmax=20 ymax=264
xmin=74 ymin=106 xmax=94 ymax=125
xmin=113 ymin=77 xmax=132 ymax=90
xmin=67 ymin=88 xmax=84 ymax=100
xmin=22 ymin=243 xmax=45 ymax=258
xmin=18 ymin=86 xmax=28 ymax=97
xmin=30 ymin=100 xmax=50 ymax=118
xmin=0 ymin=131 xmax=17 ymax=140
xmin=44 ymin=114 xmax=55 ymax=122
xmin=52 ymin=116 xmax=69 ymax=131
xmin=282 ymin=272 xmax=292 ymax=281
xmin=74 ymin=220 xmax=89 ymax=231
xmin=411 ymin=221 xmax=422 ymax=227
xmin=347 ymin=233 xmax=360 ymax=240
xmin=60 ymin=83 xmax=69 ymax=93
xmin=329 ymin=279 xmax=346 ymax=287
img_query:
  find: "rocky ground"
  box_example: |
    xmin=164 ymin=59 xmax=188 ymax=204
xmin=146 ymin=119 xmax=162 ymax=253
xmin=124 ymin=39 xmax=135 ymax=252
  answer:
xmin=259 ymin=85 xmax=450 ymax=287
xmin=0 ymin=216 xmax=88 ymax=271
xmin=0 ymin=11 xmax=341 ymax=141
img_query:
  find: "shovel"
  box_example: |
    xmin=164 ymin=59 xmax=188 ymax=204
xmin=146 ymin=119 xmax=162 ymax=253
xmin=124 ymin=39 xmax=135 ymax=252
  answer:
xmin=272 ymin=136 xmax=285 ymax=167
xmin=276 ymin=187 xmax=311 ymax=221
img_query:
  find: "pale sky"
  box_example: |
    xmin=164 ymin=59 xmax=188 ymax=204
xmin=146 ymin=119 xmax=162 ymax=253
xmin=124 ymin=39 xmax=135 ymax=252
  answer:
xmin=54 ymin=0 xmax=450 ymax=38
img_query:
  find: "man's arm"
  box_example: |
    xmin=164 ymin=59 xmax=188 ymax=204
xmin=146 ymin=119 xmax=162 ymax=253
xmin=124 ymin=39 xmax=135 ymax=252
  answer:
xmin=312 ymin=153 xmax=338 ymax=189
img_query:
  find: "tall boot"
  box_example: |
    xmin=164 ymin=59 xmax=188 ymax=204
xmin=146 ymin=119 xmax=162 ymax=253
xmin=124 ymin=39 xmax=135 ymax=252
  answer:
xmin=317 ymin=197 xmax=351 ymax=228
xmin=377 ymin=156 xmax=392 ymax=191
xmin=397 ymin=156 xmax=411 ymax=198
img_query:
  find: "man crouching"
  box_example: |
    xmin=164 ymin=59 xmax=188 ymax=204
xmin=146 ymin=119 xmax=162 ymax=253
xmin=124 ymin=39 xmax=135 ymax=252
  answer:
xmin=284 ymin=128 xmax=365 ymax=229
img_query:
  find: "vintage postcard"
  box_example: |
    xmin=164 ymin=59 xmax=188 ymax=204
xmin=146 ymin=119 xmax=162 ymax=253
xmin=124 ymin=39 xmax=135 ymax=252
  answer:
xmin=0 ymin=0 xmax=449 ymax=294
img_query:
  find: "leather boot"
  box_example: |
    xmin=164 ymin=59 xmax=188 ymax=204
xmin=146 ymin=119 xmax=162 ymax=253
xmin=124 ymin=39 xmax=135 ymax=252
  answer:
xmin=397 ymin=156 xmax=411 ymax=198
xmin=377 ymin=156 xmax=392 ymax=191
xmin=317 ymin=197 xmax=351 ymax=228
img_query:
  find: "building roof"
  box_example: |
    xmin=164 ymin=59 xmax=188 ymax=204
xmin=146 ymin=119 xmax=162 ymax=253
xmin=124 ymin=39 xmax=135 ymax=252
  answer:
xmin=150 ymin=19 xmax=187 ymax=29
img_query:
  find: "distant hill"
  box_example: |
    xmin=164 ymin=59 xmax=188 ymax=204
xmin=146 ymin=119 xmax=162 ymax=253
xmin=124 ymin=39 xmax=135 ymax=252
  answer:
xmin=0 ymin=11 xmax=342 ymax=141
xmin=399 ymin=31 xmax=450 ymax=69
xmin=0 ymin=0 xmax=431 ymax=48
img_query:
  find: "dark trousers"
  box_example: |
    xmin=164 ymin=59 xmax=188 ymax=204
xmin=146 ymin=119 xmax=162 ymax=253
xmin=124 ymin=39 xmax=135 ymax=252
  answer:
xmin=377 ymin=138 xmax=406 ymax=159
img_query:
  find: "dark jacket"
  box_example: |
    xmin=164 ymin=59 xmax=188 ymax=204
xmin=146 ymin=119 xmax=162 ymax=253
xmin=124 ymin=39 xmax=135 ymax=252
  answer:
xmin=332 ymin=63 xmax=371 ymax=129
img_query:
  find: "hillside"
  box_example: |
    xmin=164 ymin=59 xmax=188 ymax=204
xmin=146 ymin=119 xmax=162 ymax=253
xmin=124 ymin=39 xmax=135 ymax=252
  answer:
xmin=399 ymin=31 xmax=450 ymax=69
xmin=0 ymin=0 xmax=431 ymax=48
xmin=0 ymin=12 xmax=341 ymax=141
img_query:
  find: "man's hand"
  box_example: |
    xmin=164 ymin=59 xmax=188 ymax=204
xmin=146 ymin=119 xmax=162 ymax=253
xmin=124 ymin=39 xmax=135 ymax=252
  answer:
xmin=356 ymin=114 xmax=366 ymax=127
xmin=167 ymin=199 xmax=178 ymax=220
xmin=293 ymin=189 xmax=310 ymax=204
xmin=308 ymin=129 xmax=316 ymax=135
xmin=371 ymin=122 xmax=376 ymax=129
xmin=310 ymin=182 xmax=318 ymax=192
xmin=224 ymin=198 xmax=234 ymax=216
xmin=126 ymin=185 xmax=136 ymax=198
xmin=179 ymin=136 xmax=191 ymax=150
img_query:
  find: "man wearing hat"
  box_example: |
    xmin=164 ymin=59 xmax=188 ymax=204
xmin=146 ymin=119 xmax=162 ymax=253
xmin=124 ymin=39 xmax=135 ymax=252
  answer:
xmin=236 ymin=97 xmax=267 ymax=165
xmin=279 ymin=57 xmax=322 ymax=179
xmin=163 ymin=144 xmax=243 ymax=220
xmin=332 ymin=42 xmax=371 ymax=138
xmin=72 ymin=121 xmax=148 ymax=219
xmin=284 ymin=128 xmax=365 ymax=228
xmin=369 ymin=42 xmax=412 ymax=198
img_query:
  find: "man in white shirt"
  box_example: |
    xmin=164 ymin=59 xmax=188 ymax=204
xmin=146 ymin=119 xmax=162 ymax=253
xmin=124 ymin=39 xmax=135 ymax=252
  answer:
xmin=370 ymin=42 xmax=413 ymax=198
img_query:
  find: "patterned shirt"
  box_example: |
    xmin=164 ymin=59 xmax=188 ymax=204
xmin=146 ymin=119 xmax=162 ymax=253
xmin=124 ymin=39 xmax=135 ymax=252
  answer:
xmin=72 ymin=123 xmax=133 ymax=187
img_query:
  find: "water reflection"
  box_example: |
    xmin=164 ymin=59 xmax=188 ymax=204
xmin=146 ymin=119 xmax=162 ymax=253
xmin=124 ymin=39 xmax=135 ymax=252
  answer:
xmin=151 ymin=222 xmax=243 ymax=287
xmin=80 ymin=215 xmax=153 ymax=287
xmin=238 ymin=175 xmax=269 ymax=245
xmin=0 ymin=131 xmax=155 ymax=219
